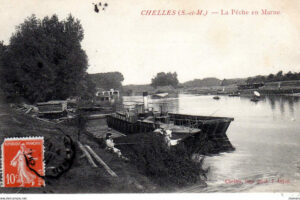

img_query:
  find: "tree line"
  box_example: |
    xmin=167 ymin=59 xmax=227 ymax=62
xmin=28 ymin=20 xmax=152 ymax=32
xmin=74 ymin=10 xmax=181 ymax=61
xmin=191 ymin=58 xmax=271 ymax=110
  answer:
xmin=246 ymin=71 xmax=300 ymax=84
xmin=150 ymin=70 xmax=300 ymax=88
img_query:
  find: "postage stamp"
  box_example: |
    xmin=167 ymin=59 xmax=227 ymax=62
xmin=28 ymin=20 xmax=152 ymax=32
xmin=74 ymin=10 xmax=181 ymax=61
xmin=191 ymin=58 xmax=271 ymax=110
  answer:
xmin=1 ymin=137 xmax=45 ymax=187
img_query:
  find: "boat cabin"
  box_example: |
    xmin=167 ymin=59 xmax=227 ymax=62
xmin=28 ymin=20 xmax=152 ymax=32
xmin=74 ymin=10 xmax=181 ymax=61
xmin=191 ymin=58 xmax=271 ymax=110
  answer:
xmin=36 ymin=100 xmax=68 ymax=117
xmin=94 ymin=89 xmax=120 ymax=106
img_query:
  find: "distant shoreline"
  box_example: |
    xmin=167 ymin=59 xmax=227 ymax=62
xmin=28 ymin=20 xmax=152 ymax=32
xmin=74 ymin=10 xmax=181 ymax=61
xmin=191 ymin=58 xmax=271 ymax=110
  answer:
xmin=123 ymin=80 xmax=300 ymax=96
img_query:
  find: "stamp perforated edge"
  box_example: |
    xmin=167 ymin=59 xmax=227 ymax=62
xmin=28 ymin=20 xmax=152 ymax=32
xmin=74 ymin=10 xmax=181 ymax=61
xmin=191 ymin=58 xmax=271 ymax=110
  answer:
xmin=1 ymin=141 xmax=4 ymax=187
xmin=1 ymin=136 xmax=45 ymax=187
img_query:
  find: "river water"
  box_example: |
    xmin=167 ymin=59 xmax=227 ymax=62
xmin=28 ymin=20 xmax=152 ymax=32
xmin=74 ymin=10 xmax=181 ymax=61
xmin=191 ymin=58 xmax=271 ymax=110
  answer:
xmin=123 ymin=94 xmax=300 ymax=192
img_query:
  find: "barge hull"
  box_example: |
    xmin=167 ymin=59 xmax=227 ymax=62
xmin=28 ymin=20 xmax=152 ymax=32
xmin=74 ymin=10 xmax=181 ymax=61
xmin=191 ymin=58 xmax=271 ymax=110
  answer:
xmin=107 ymin=113 xmax=235 ymax=155
xmin=169 ymin=113 xmax=235 ymax=154
xmin=107 ymin=114 xmax=159 ymax=134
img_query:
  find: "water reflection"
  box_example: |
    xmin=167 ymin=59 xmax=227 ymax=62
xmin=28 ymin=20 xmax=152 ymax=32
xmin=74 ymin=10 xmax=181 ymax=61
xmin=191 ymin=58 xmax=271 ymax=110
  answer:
xmin=288 ymin=98 xmax=295 ymax=115
xmin=124 ymin=94 xmax=300 ymax=192
xmin=235 ymin=95 xmax=300 ymax=121
xmin=265 ymin=96 xmax=300 ymax=119
xmin=149 ymin=97 xmax=179 ymax=113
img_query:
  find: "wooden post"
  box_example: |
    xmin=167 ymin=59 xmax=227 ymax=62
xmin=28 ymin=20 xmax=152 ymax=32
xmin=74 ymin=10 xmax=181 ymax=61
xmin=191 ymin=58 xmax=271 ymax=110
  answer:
xmin=78 ymin=142 xmax=97 ymax=168
xmin=85 ymin=145 xmax=118 ymax=177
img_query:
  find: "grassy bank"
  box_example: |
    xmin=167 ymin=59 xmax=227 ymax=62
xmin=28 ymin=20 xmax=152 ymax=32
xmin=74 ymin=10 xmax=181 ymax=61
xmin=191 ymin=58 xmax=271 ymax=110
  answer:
xmin=0 ymin=103 xmax=156 ymax=193
xmin=0 ymin=103 xmax=207 ymax=193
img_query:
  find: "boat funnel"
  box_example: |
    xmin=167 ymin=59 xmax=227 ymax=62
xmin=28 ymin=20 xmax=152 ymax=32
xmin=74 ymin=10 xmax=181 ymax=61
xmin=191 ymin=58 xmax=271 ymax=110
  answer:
xmin=143 ymin=92 xmax=148 ymax=110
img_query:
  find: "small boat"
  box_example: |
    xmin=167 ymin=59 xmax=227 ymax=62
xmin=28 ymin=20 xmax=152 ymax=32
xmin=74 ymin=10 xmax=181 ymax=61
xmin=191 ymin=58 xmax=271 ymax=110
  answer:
xmin=250 ymin=91 xmax=260 ymax=102
xmin=250 ymin=97 xmax=259 ymax=102
xmin=213 ymin=96 xmax=220 ymax=100
xmin=151 ymin=92 xmax=169 ymax=99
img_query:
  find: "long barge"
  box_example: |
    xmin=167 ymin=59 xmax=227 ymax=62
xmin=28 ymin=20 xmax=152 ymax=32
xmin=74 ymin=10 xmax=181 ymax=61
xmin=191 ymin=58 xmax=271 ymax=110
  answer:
xmin=107 ymin=110 xmax=235 ymax=155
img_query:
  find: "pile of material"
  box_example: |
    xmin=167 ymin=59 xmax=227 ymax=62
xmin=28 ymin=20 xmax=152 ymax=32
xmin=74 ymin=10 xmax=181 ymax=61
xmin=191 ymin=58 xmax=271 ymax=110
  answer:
xmin=10 ymin=103 xmax=39 ymax=116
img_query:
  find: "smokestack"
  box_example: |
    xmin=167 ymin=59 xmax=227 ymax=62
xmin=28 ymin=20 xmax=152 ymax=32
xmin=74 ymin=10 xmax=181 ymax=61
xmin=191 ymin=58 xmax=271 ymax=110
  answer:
xmin=143 ymin=92 xmax=148 ymax=110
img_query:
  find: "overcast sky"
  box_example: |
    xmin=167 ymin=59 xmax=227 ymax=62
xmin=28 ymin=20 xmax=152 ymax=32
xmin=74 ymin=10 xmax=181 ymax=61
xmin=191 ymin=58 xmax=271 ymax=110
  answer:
xmin=0 ymin=0 xmax=299 ymax=85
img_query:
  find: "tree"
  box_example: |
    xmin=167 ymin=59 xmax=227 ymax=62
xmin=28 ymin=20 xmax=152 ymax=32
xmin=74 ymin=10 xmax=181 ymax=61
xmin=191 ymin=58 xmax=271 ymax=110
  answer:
xmin=151 ymin=72 xmax=179 ymax=88
xmin=275 ymin=70 xmax=283 ymax=81
xmin=221 ymin=79 xmax=229 ymax=86
xmin=77 ymin=74 xmax=96 ymax=100
xmin=0 ymin=41 xmax=7 ymax=100
xmin=0 ymin=14 xmax=92 ymax=103
xmin=267 ymin=74 xmax=275 ymax=82
xmin=89 ymin=72 xmax=124 ymax=90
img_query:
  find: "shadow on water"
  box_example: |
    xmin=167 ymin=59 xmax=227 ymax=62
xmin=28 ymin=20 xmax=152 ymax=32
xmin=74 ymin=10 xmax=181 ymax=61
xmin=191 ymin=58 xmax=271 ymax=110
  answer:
xmin=238 ymin=95 xmax=300 ymax=121
xmin=265 ymin=95 xmax=300 ymax=115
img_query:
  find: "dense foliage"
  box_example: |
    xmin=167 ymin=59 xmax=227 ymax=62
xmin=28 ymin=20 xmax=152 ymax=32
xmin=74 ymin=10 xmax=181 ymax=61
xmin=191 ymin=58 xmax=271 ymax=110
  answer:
xmin=183 ymin=77 xmax=221 ymax=88
xmin=0 ymin=42 xmax=7 ymax=99
xmin=115 ymin=133 xmax=207 ymax=188
xmin=0 ymin=14 xmax=94 ymax=103
xmin=89 ymin=72 xmax=124 ymax=90
xmin=151 ymin=72 xmax=179 ymax=88
xmin=246 ymin=71 xmax=300 ymax=84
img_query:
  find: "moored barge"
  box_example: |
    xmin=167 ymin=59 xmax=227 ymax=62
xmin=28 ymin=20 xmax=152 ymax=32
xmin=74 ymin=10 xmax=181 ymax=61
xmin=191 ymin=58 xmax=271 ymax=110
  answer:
xmin=107 ymin=107 xmax=235 ymax=155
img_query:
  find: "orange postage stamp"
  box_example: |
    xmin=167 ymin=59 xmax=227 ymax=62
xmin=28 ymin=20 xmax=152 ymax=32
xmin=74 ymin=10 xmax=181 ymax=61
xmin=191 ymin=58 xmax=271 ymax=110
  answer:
xmin=1 ymin=137 xmax=45 ymax=187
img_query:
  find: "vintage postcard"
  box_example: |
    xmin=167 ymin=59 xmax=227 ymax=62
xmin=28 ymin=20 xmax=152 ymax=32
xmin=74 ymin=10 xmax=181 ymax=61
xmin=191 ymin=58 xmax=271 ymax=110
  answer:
xmin=0 ymin=0 xmax=299 ymax=199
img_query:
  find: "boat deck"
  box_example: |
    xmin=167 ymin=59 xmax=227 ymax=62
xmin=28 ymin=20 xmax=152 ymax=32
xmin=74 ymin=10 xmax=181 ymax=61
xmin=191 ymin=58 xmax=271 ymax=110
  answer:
xmin=107 ymin=111 xmax=235 ymax=154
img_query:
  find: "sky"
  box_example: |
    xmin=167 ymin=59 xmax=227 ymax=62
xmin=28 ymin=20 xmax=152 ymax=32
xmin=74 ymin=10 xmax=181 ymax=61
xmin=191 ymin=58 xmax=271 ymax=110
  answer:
xmin=0 ymin=0 xmax=299 ymax=85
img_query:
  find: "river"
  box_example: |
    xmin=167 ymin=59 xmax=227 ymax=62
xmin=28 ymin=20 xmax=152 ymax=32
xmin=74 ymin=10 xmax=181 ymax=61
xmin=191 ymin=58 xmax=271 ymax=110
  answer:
xmin=123 ymin=94 xmax=300 ymax=192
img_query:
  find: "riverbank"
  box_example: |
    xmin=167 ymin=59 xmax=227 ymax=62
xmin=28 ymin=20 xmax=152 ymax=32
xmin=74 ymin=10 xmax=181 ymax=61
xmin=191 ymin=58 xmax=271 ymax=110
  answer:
xmin=181 ymin=80 xmax=300 ymax=96
xmin=0 ymin=103 xmax=157 ymax=193
xmin=0 ymin=102 xmax=207 ymax=193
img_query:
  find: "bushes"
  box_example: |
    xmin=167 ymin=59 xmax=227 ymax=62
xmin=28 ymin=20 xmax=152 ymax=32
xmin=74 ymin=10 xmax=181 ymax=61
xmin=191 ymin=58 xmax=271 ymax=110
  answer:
xmin=115 ymin=133 xmax=207 ymax=188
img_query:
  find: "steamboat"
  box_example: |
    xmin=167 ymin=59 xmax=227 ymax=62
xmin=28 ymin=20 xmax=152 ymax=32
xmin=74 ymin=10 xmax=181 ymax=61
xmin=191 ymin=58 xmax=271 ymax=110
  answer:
xmin=107 ymin=93 xmax=235 ymax=155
